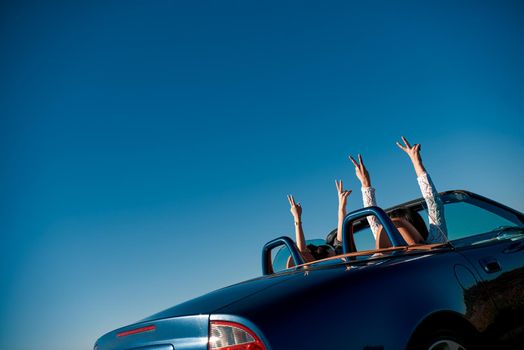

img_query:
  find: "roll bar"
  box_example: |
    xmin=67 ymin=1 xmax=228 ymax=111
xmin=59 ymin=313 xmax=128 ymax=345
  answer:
xmin=342 ymin=206 xmax=407 ymax=253
xmin=261 ymin=206 xmax=407 ymax=275
xmin=262 ymin=236 xmax=304 ymax=275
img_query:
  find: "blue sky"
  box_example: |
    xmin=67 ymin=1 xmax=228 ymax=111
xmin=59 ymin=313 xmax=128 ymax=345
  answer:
xmin=1 ymin=1 xmax=523 ymax=349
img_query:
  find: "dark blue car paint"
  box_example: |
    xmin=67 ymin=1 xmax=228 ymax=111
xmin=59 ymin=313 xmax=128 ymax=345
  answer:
xmin=97 ymin=315 xmax=208 ymax=350
xmin=454 ymin=236 xmax=524 ymax=342
xmin=211 ymin=250 xmax=482 ymax=349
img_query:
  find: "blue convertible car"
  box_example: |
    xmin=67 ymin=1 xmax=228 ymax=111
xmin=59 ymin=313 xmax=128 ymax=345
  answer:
xmin=94 ymin=190 xmax=524 ymax=350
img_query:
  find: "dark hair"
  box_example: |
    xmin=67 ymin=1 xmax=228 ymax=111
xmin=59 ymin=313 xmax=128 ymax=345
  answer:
xmin=325 ymin=229 xmax=346 ymax=255
xmin=388 ymin=208 xmax=428 ymax=240
xmin=307 ymin=244 xmax=333 ymax=260
xmin=325 ymin=228 xmax=338 ymax=247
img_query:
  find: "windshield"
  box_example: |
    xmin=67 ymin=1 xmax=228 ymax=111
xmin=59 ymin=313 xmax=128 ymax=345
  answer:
xmin=417 ymin=192 xmax=523 ymax=248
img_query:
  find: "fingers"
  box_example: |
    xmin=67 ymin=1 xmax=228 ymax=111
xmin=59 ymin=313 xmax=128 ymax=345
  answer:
xmin=396 ymin=141 xmax=406 ymax=151
xmin=349 ymin=155 xmax=359 ymax=168
xmin=287 ymin=194 xmax=295 ymax=206
xmin=358 ymin=154 xmax=364 ymax=167
xmin=415 ymin=144 xmax=421 ymax=152
xmin=349 ymin=154 xmax=365 ymax=169
xmin=401 ymin=136 xmax=412 ymax=148
xmin=336 ymin=180 xmax=348 ymax=194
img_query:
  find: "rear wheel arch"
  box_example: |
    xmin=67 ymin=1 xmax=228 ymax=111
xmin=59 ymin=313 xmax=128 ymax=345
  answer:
xmin=406 ymin=311 xmax=483 ymax=350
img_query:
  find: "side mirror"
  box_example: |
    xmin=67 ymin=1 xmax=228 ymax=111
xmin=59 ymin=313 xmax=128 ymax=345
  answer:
xmin=342 ymin=206 xmax=407 ymax=254
xmin=261 ymin=236 xmax=305 ymax=275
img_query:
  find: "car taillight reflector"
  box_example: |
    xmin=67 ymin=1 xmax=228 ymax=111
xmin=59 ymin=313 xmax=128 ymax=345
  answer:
xmin=117 ymin=325 xmax=156 ymax=337
xmin=209 ymin=321 xmax=266 ymax=350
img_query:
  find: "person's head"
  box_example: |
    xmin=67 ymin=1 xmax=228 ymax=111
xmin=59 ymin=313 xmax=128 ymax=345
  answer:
xmin=376 ymin=208 xmax=427 ymax=248
xmin=389 ymin=208 xmax=428 ymax=240
xmin=307 ymin=244 xmax=336 ymax=260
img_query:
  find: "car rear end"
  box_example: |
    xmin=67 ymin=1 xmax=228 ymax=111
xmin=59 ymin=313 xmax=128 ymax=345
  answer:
xmin=95 ymin=313 xmax=270 ymax=350
xmin=95 ymin=315 xmax=208 ymax=350
xmin=93 ymin=271 xmax=290 ymax=350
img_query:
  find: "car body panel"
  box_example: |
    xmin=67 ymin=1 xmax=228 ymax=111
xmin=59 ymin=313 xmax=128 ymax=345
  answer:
xmin=141 ymin=273 xmax=296 ymax=322
xmin=454 ymin=234 xmax=524 ymax=345
xmin=96 ymin=315 xmax=208 ymax=350
xmin=212 ymin=250 xmax=488 ymax=349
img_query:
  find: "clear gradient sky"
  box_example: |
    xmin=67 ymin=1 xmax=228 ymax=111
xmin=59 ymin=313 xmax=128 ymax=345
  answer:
xmin=1 ymin=1 xmax=524 ymax=349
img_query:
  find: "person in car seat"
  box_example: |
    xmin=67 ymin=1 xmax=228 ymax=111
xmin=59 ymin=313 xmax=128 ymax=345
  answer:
xmin=348 ymin=136 xmax=448 ymax=248
xmin=287 ymin=180 xmax=352 ymax=263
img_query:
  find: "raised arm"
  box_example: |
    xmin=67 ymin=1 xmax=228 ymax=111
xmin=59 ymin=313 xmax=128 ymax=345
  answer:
xmin=335 ymin=180 xmax=352 ymax=244
xmin=396 ymin=136 xmax=448 ymax=243
xmin=349 ymin=154 xmax=381 ymax=240
xmin=287 ymin=195 xmax=315 ymax=262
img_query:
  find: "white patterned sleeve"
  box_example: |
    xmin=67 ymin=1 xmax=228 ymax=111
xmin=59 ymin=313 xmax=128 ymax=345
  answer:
xmin=417 ymin=172 xmax=448 ymax=243
xmin=361 ymin=186 xmax=381 ymax=240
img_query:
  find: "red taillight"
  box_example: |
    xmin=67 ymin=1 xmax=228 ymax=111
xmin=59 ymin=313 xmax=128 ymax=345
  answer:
xmin=209 ymin=321 xmax=266 ymax=350
xmin=117 ymin=325 xmax=156 ymax=337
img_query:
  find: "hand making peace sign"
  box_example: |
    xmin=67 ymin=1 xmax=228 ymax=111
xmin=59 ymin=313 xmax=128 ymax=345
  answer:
xmin=349 ymin=154 xmax=371 ymax=188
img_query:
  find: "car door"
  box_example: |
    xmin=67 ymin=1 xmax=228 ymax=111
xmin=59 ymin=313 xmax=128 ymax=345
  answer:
xmin=439 ymin=193 xmax=524 ymax=347
xmin=456 ymin=235 xmax=524 ymax=347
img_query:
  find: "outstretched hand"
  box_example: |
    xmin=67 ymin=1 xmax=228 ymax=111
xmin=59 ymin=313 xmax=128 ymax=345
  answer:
xmin=287 ymin=194 xmax=302 ymax=223
xmin=335 ymin=180 xmax=352 ymax=212
xmin=396 ymin=136 xmax=425 ymax=176
xmin=349 ymin=154 xmax=371 ymax=188
xmin=396 ymin=136 xmax=421 ymax=162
